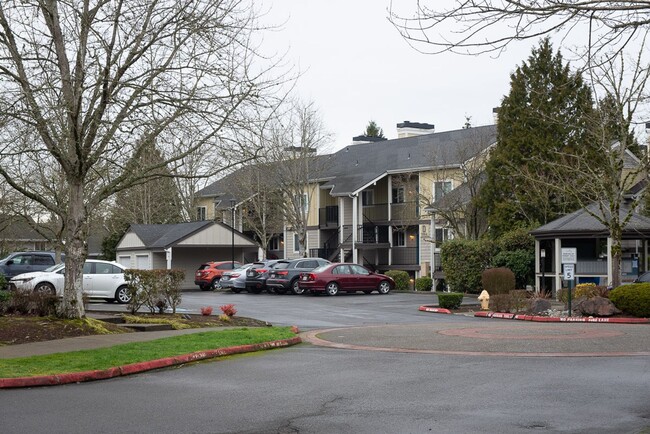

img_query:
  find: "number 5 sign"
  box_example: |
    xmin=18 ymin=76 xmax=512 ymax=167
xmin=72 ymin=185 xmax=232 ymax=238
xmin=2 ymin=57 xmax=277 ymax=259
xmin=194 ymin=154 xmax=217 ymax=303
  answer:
xmin=563 ymin=264 xmax=575 ymax=281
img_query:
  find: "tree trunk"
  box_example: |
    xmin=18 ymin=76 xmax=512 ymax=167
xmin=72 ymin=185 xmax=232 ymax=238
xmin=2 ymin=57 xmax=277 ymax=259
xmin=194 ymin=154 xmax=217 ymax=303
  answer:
xmin=610 ymin=225 xmax=623 ymax=288
xmin=59 ymin=181 xmax=89 ymax=319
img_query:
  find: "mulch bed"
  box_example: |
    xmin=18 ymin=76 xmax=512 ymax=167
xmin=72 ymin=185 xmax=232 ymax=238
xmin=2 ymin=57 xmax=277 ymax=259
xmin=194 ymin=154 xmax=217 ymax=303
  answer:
xmin=0 ymin=313 xmax=270 ymax=346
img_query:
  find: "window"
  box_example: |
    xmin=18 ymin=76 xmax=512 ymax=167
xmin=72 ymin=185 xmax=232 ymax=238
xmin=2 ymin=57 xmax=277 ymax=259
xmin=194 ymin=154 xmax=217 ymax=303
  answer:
xmin=295 ymin=193 xmax=309 ymax=214
xmin=435 ymin=228 xmax=450 ymax=243
xmin=294 ymin=233 xmax=300 ymax=253
xmin=362 ymin=190 xmax=374 ymax=206
xmin=393 ymin=230 xmax=405 ymax=247
xmin=333 ymin=265 xmax=351 ymax=275
xmin=12 ymin=254 xmax=32 ymax=265
xmin=392 ymin=186 xmax=405 ymax=203
xmin=83 ymin=262 xmax=93 ymax=274
xmin=269 ymin=236 xmax=281 ymax=251
xmin=196 ymin=206 xmax=207 ymax=221
xmin=350 ymin=264 xmax=369 ymax=275
xmin=95 ymin=262 xmax=113 ymax=274
xmin=434 ymin=181 xmax=452 ymax=202
xmin=33 ymin=255 xmax=55 ymax=266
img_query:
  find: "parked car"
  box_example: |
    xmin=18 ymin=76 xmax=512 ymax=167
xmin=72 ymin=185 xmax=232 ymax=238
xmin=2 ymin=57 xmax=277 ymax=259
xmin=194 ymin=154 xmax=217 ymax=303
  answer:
xmin=298 ymin=263 xmax=394 ymax=296
xmin=633 ymin=272 xmax=650 ymax=283
xmin=266 ymin=258 xmax=331 ymax=295
xmin=245 ymin=260 xmax=281 ymax=294
xmin=0 ymin=251 xmax=60 ymax=280
xmin=194 ymin=261 xmax=241 ymax=291
xmin=8 ymin=259 xmax=131 ymax=303
xmin=219 ymin=263 xmax=254 ymax=293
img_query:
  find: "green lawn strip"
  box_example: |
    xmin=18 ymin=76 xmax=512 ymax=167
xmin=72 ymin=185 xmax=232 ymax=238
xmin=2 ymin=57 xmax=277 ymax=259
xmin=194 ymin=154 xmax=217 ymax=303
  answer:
xmin=0 ymin=327 xmax=295 ymax=378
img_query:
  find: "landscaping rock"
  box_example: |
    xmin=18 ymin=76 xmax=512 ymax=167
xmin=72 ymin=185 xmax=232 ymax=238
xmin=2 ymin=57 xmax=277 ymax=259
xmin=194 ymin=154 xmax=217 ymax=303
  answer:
xmin=574 ymin=296 xmax=621 ymax=317
xmin=529 ymin=298 xmax=552 ymax=314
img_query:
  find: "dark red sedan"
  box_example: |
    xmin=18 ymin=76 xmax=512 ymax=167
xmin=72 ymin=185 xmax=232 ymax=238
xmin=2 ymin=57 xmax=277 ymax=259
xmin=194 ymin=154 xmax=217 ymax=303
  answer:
xmin=298 ymin=263 xmax=394 ymax=296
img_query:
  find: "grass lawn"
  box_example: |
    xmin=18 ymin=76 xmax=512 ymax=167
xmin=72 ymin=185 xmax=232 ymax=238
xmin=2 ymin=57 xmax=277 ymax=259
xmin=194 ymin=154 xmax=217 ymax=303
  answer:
xmin=0 ymin=327 xmax=296 ymax=378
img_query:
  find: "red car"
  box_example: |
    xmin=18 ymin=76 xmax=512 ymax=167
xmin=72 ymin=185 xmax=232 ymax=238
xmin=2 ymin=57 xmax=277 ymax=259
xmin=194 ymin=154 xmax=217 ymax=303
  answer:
xmin=194 ymin=261 xmax=241 ymax=291
xmin=298 ymin=263 xmax=394 ymax=296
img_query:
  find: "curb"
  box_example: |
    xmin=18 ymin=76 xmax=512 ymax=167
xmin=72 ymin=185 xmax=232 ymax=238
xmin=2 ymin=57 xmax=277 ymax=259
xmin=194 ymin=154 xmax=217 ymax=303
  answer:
xmin=419 ymin=305 xmax=452 ymax=314
xmin=0 ymin=336 xmax=302 ymax=389
xmin=474 ymin=311 xmax=649 ymax=324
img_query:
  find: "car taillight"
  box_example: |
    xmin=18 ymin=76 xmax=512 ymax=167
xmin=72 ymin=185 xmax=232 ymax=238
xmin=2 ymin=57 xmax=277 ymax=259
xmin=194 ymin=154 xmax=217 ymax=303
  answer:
xmin=304 ymin=273 xmax=315 ymax=281
xmin=231 ymin=273 xmax=240 ymax=278
xmin=276 ymin=270 xmax=289 ymax=276
xmin=257 ymin=269 xmax=267 ymax=274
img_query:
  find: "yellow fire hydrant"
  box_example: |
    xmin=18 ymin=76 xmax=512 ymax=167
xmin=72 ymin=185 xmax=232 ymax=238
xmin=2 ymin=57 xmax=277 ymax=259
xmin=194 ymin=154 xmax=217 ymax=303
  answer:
xmin=478 ymin=290 xmax=490 ymax=310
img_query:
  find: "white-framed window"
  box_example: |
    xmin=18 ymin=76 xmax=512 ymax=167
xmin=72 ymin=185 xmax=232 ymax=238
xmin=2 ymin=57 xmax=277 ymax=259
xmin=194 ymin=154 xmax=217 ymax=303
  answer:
xmin=294 ymin=193 xmax=309 ymax=214
xmin=392 ymin=230 xmax=405 ymax=247
xmin=434 ymin=181 xmax=452 ymax=202
xmin=293 ymin=233 xmax=301 ymax=253
xmin=269 ymin=236 xmax=282 ymax=251
xmin=435 ymin=228 xmax=451 ymax=243
xmin=392 ymin=186 xmax=405 ymax=203
xmin=197 ymin=206 xmax=207 ymax=221
xmin=362 ymin=189 xmax=374 ymax=206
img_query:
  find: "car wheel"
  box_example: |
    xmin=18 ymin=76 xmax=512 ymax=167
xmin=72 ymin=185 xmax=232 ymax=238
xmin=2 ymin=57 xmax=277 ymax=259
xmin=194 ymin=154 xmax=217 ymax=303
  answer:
xmin=231 ymin=288 xmax=242 ymax=294
xmin=377 ymin=281 xmax=391 ymax=295
xmin=363 ymin=290 xmax=373 ymax=294
xmin=206 ymin=278 xmax=219 ymax=291
xmin=115 ymin=286 xmax=131 ymax=304
xmin=34 ymin=282 xmax=55 ymax=295
xmin=325 ymin=282 xmax=339 ymax=296
xmin=291 ymin=279 xmax=305 ymax=295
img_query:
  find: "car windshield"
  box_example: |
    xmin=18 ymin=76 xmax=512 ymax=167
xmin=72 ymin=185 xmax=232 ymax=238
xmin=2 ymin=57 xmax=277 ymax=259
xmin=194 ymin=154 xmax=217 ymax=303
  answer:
xmin=310 ymin=264 xmax=330 ymax=274
xmin=273 ymin=262 xmax=290 ymax=270
xmin=45 ymin=264 xmax=64 ymax=272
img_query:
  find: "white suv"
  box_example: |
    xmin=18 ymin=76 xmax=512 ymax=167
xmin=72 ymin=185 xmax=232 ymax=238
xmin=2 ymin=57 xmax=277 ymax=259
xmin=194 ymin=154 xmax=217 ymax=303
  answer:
xmin=9 ymin=259 xmax=131 ymax=304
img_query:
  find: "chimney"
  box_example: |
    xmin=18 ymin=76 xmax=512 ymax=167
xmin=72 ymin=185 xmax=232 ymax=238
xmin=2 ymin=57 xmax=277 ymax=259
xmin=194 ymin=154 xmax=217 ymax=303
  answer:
xmin=352 ymin=135 xmax=388 ymax=145
xmin=492 ymin=107 xmax=500 ymax=124
xmin=396 ymin=121 xmax=435 ymax=139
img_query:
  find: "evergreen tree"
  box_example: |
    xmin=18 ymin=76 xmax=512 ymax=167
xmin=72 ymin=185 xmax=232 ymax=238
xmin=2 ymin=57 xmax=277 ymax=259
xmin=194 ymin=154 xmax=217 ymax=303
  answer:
xmin=363 ymin=120 xmax=385 ymax=138
xmin=482 ymin=38 xmax=594 ymax=237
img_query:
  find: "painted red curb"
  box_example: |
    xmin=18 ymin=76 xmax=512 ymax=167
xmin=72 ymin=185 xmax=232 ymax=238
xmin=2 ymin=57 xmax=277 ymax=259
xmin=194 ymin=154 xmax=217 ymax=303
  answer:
xmin=475 ymin=312 xmax=649 ymax=324
xmin=419 ymin=305 xmax=452 ymax=314
xmin=0 ymin=336 xmax=302 ymax=389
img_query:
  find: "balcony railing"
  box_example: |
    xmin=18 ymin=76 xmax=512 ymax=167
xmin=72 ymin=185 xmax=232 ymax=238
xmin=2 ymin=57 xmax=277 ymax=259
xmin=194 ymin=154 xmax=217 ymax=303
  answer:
xmin=391 ymin=247 xmax=418 ymax=265
xmin=358 ymin=225 xmax=389 ymax=244
xmin=362 ymin=203 xmax=388 ymax=222
xmin=319 ymin=206 xmax=339 ymax=229
xmin=390 ymin=201 xmax=419 ymax=221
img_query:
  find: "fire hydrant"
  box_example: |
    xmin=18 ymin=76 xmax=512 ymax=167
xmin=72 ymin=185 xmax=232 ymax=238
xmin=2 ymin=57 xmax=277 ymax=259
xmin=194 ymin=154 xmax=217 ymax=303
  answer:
xmin=478 ymin=290 xmax=490 ymax=310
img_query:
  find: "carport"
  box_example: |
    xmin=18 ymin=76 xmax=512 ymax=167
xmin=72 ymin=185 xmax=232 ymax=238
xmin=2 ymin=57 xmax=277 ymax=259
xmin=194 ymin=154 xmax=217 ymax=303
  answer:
xmin=115 ymin=221 xmax=258 ymax=289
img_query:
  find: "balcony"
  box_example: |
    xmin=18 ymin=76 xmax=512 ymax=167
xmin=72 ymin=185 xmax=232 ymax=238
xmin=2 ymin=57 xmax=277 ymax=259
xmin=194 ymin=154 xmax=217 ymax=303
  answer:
xmin=357 ymin=225 xmax=389 ymax=245
xmin=319 ymin=206 xmax=339 ymax=229
xmin=391 ymin=247 xmax=418 ymax=265
xmin=362 ymin=203 xmax=388 ymax=222
xmin=390 ymin=201 xmax=419 ymax=222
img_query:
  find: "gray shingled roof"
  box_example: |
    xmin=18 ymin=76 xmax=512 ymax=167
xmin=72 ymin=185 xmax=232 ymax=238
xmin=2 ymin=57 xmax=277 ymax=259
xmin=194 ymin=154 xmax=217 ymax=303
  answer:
xmin=530 ymin=202 xmax=650 ymax=239
xmin=129 ymin=221 xmax=214 ymax=248
xmin=197 ymin=125 xmax=497 ymax=201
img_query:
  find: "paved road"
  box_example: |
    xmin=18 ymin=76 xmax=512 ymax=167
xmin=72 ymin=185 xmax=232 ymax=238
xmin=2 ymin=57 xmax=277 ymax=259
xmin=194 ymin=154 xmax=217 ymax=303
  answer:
xmin=2 ymin=291 xmax=649 ymax=433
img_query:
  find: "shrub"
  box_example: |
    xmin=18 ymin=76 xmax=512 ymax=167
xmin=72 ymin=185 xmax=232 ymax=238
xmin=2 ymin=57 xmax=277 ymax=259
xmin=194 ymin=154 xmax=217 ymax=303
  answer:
xmin=125 ymin=269 xmax=185 ymax=314
xmin=0 ymin=274 xmax=6 ymax=290
xmin=218 ymin=314 xmax=231 ymax=322
xmin=441 ymin=239 xmax=495 ymax=294
xmin=574 ymin=283 xmax=609 ymax=299
xmin=497 ymin=227 xmax=535 ymax=252
xmin=415 ymin=276 xmax=433 ymax=291
xmin=384 ymin=270 xmax=410 ymax=291
xmin=4 ymin=291 xmax=59 ymax=316
xmin=492 ymin=250 xmax=534 ymax=289
xmin=438 ymin=292 xmax=463 ymax=309
xmin=0 ymin=290 xmax=10 ymax=315
xmin=200 ymin=306 xmax=213 ymax=316
xmin=490 ymin=294 xmax=512 ymax=313
xmin=509 ymin=290 xmax=528 ymax=312
xmin=219 ymin=304 xmax=237 ymax=317
xmin=609 ymin=283 xmax=650 ymax=318
xmin=481 ymin=267 xmax=515 ymax=295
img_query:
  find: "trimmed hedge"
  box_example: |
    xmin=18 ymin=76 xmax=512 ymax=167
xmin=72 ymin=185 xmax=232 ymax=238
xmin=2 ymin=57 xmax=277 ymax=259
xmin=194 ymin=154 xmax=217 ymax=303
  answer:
xmin=492 ymin=250 xmax=534 ymax=289
xmin=438 ymin=292 xmax=463 ymax=309
xmin=415 ymin=276 xmax=433 ymax=291
xmin=441 ymin=239 xmax=495 ymax=294
xmin=609 ymin=283 xmax=650 ymax=318
xmin=384 ymin=270 xmax=410 ymax=291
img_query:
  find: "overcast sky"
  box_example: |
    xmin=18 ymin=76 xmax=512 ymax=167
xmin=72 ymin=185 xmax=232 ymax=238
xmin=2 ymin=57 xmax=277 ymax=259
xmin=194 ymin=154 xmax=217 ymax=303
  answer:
xmin=260 ymin=0 xmax=538 ymax=151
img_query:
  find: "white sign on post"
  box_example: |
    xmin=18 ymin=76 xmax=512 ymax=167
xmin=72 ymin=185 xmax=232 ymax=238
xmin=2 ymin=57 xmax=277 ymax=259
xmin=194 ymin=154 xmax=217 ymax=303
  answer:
xmin=561 ymin=248 xmax=577 ymax=264
xmin=563 ymin=264 xmax=575 ymax=280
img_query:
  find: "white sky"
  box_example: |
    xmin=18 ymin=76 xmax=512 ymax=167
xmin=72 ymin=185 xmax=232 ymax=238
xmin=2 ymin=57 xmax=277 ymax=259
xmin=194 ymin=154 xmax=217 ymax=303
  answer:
xmin=260 ymin=0 xmax=538 ymax=151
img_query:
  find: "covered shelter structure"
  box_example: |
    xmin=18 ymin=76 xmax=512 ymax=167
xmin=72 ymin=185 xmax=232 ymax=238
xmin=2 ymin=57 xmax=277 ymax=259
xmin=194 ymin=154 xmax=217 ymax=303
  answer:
xmin=530 ymin=202 xmax=650 ymax=294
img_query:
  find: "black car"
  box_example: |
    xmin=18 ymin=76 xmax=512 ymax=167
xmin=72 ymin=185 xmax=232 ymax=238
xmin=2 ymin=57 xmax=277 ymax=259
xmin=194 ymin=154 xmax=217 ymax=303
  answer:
xmin=633 ymin=272 xmax=650 ymax=283
xmin=266 ymin=258 xmax=331 ymax=294
xmin=245 ymin=260 xmax=281 ymax=294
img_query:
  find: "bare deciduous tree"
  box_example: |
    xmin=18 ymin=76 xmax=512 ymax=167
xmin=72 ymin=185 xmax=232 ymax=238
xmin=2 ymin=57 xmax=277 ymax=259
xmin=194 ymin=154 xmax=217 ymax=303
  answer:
xmin=389 ymin=1 xmax=650 ymax=57
xmin=0 ymin=1 xmax=285 ymax=318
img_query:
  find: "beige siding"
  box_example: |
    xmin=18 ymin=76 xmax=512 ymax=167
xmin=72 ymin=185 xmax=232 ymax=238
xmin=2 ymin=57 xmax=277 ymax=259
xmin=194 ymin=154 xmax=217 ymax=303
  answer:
xmin=375 ymin=177 xmax=388 ymax=203
xmin=342 ymin=197 xmax=353 ymax=226
xmin=118 ymin=232 xmax=145 ymax=249
xmin=307 ymin=229 xmax=319 ymax=252
xmin=178 ymin=226 xmax=255 ymax=247
xmin=306 ymin=184 xmax=319 ymax=227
